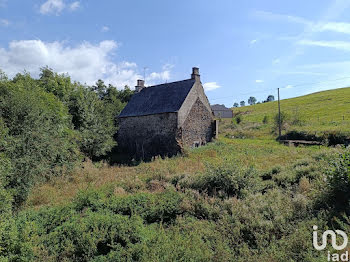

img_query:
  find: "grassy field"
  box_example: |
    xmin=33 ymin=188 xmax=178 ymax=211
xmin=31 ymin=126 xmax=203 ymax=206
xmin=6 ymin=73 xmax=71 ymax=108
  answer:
xmin=25 ymin=138 xmax=327 ymax=208
xmin=16 ymin=136 xmax=348 ymax=261
xmin=225 ymin=87 xmax=350 ymax=140
xmin=5 ymin=87 xmax=350 ymax=261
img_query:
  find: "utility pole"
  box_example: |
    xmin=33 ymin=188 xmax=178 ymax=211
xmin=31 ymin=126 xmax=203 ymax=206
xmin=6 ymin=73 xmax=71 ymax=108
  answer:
xmin=278 ymin=88 xmax=281 ymax=139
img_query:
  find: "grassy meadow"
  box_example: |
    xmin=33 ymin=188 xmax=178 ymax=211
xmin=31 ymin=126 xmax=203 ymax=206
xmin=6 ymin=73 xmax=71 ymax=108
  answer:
xmin=226 ymin=87 xmax=350 ymax=140
xmin=25 ymin=138 xmax=326 ymax=208
xmin=2 ymin=75 xmax=350 ymax=261
xmin=15 ymin=136 xmax=348 ymax=261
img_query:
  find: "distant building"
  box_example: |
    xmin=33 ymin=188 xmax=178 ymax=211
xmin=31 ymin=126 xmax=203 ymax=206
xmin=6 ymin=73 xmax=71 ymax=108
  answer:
xmin=211 ymin=104 xmax=233 ymax=118
xmin=117 ymin=67 xmax=217 ymax=160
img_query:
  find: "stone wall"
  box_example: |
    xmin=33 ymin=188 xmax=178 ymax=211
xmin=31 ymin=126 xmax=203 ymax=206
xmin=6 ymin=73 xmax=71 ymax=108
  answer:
xmin=178 ymin=82 xmax=212 ymax=128
xmin=117 ymin=113 xmax=179 ymax=160
xmin=180 ymin=98 xmax=213 ymax=147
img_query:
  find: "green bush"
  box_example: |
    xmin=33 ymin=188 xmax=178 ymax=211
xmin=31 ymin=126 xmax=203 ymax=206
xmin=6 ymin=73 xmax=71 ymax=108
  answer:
xmin=262 ymin=115 xmax=269 ymax=124
xmin=182 ymin=164 xmax=260 ymax=199
xmin=0 ymin=74 xmax=80 ymax=205
xmin=327 ymin=149 xmax=350 ymax=207
xmin=73 ymin=188 xmax=184 ymax=224
xmin=235 ymin=115 xmax=242 ymax=125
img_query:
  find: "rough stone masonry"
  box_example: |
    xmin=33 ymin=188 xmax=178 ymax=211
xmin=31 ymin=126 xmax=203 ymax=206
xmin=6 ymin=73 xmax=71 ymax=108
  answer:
xmin=117 ymin=67 xmax=216 ymax=160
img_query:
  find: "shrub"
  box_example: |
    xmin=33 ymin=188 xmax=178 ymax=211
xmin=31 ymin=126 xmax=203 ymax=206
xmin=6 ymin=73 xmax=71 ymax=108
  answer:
xmin=235 ymin=115 xmax=242 ymax=124
xmin=183 ymin=164 xmax=260 ymax=199
xmin=262 ymin=115 xmax=269 ymax=124
xmin=327 ymin=149 xmax=350 ymax=207
xmin=73 ymin=188 xmax=184 ymax=224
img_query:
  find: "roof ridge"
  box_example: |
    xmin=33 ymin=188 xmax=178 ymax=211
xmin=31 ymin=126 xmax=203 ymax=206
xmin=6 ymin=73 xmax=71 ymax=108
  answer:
xmin=145 ymin=78 xmax=194 ymax=89
xmin=119 ymin=78 xmax=195 ymax=118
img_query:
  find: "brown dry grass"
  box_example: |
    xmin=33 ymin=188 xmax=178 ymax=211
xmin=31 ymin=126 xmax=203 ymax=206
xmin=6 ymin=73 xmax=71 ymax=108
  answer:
xmin=25 ymin=154 xmax=206 ymax=208
xmin=25 ymin=137 xmax=335 ymax=209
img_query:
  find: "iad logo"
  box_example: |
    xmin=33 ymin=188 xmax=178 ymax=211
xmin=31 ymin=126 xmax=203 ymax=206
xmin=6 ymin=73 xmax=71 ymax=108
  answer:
xmin=313 ymin=225 xmax=349 ymax=261
xmin=313 ymin=225 xmax=348 ymax=250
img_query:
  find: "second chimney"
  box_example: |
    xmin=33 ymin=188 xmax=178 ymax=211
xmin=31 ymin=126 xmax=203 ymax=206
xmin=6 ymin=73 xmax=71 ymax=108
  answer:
xmin=191 ymin=67 xmax=200 ymax=82
xmin=135 ymin=79 xmax=145 ymax=92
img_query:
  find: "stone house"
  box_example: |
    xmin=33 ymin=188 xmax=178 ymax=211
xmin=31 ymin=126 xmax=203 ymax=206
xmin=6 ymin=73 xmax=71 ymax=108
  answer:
xmin=211 ymin=104 xmax=233 ymax=118
xmin=117 ymin=67 xmax=216 ymax=160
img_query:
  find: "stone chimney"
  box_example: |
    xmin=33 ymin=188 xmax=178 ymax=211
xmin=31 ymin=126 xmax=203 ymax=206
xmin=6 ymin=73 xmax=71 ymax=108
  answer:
xmin=135 ymin=79 xmax=145 ymax=92
xmin=191 ymin=67 xmax=200 ymax=82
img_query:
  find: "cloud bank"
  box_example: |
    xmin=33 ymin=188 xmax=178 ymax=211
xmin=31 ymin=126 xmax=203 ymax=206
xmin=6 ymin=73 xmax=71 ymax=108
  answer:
xmin=0 ymin=39 xmax=171 ymax=88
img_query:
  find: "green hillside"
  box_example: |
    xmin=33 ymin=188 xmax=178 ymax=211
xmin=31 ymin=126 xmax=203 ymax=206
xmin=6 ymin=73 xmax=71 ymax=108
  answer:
xmin=222 ymin=87 xmax=350 ymax=140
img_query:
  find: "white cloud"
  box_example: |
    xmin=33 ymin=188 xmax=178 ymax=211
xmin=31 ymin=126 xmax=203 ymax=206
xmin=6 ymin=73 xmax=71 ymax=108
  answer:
xmin=40 ymin=0 xmax=80 ymax=15
xmin=256 ymin=10 xmax=350 ymax=35
xmin=0 ymin=19 xmax=9 ymax=27
xmin=203 ymin=82 xmax=221 ymax=91
xmin=40 ymin=0 xmax=65 ymax=15
xmin=312 ymin=22 xmax=350 ymax=34
xmin=255 ymin=79 xmax=264 ymax=83
xmin=250 ymin=39 xmax=257 ymax=45
xmin=255 ymin=11 xmax=309 ymax=25
xmin=268 ymin=70 xmax=325 ymax=76
xmin=285 ymin=85 xmax=293 ymax=89
xmin=298 ymin=39 xmax=350 ymax=51
xmin=147 ymin=71 xmax=170 ymax=82
xmin=0 ymin=39 xmax=171 ymax=88
xmin=101 ymin=26 xmax=109 ymax=33
xmin=69 ymin=1 xmax=80 ymax=11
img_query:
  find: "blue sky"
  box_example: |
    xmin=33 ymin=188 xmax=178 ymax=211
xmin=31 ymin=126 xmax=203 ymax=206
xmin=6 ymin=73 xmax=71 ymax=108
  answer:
xmin=1 ymin=0 xmax=350 ymax=106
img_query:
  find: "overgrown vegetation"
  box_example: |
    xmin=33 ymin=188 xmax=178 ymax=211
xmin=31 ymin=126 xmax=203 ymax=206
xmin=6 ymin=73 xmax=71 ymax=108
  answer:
xmin=0 ymin=68 xmax=133 ymax=206
xmin=2 ymin=138 xmax=349 ymax=261
xmin=1 ymin=69 xmax=350 ymax=261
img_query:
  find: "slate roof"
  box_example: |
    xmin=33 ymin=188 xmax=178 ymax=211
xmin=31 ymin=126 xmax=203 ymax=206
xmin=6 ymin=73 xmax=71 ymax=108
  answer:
xmin=211 ymin=104 xmax=231 ymax=111
xmin=119 ymin=79 xmax=195 ymax=118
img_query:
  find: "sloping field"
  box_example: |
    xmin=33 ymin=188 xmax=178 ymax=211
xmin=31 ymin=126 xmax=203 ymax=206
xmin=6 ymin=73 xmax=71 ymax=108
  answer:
xmin=226 ymin=87 xmax=350 ymax=139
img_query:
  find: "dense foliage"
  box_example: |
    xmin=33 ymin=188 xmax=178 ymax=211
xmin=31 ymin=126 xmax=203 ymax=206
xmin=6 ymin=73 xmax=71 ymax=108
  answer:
xmin=1 ymin=135 xmax=349 ymax=261
xmin=0 ymin=68 xmax=133 ymax=206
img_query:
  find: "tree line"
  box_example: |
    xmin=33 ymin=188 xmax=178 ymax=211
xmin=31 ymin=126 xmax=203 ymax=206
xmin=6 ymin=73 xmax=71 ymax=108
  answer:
xmin=233 ymin=95 xmax=274 ymax=107
xmin=0 ymin=67 xmax=133 ymax=206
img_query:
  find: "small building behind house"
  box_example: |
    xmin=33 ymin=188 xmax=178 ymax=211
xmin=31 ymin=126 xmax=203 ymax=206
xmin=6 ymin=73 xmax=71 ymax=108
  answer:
xmin=211 ymin=104 xmax=233 ymax=118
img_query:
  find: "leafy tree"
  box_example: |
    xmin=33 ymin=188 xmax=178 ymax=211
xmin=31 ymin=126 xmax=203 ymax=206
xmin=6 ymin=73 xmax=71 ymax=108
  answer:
xmin=240 ymin=101 xmax=245 ymax=107
xmin=267 ymin=95 xmax=275 ymax=102
xmin=0 ymin=73 xmax=80 ymax=205
xmin=233 ymin=102 xmax=239 ymax=108
xmin=104 ymin=85 xmax=128 ymax=125
xmin=39 ymin=66 xmax=74 ymax=103
xmin=248 ymin=96 xmax=257 ymax=105
xmin=39 ymin=69 xmax=120 ymax=159
xmin=116 ymin=85 xmax=134 ymax=103
xmin=92 ymin=79 xmax=107 ymax=99
xmin=69 ymin=85 xmax=116 ymax=159
xmin=0 ymin=69 xmax=8 ymax=82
